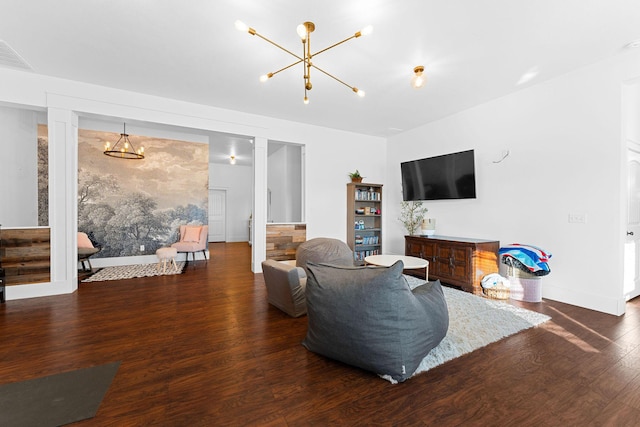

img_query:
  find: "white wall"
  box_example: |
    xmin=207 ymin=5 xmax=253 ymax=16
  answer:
xmin=0 ymin=106 xmax=40 ymax=226
xmin=210 ymin=163 xmax=252 ymax=242
xmin=385 ymin=50 xmax=640 ymax=315
xmin=0 ymin=67 xmax=385 ymax=299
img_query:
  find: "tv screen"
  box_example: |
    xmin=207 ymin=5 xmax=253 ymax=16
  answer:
xmin=401 ymin=149 xmax=476 ymax=201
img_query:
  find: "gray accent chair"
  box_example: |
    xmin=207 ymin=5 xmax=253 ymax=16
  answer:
xmin=261 ymin=260 xmax=308 ymax=318
xmin=295 ymin=237 xmax=355 ymax=274
xmin=261 ymin=237 xmax=354 ymax=318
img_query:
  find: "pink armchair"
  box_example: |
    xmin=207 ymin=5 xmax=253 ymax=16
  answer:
xmin=171 ymin=225 xmax=208 ymax=263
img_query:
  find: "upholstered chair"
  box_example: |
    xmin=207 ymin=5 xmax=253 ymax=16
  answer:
xmin=171 ymin=225 xmax=208 ymax=263
xmin=295 ymin=237 xmax=355 ymax=275
xmin=261 ymin=259 xmax=307 ymax=317
xmin=77 ymin=232 xmax=101 ymax=272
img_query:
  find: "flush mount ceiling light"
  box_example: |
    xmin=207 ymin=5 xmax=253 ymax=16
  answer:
xmin=411 ymin=65 xmax=426 ymax=89
xmin=235 ymin=20 xmax=372 ymax=104
xmin=103 ymin=123 xmax=144 ymax=160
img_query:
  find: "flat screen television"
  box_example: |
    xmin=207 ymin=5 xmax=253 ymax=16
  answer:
xmin=401 ymin=149 xmax=476 ymax=201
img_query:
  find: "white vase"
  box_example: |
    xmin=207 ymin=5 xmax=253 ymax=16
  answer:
xmin=420 ymin=218 xmax=436 ymax=236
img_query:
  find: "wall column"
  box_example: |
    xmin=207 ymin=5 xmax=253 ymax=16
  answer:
xmin=252 ymin=137 xmax=267 ymax=272
xmin=48 ymin=107 xmax=78 ymax=293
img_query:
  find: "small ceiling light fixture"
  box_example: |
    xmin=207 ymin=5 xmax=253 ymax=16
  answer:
xmin=103 ymin=123 xmax=144 ymax=159
xmin=235 ymin=19 xmax=371 ymax=104
xmin=411 ymin=65 xmax=426 ymax=89
xmin=230 ymin=155 xmax=236 ymax=165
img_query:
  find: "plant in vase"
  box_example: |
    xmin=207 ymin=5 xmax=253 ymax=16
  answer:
xmin=398 ymin=201 xmax=428 ymax=235
xmin=349 ymin=170 xmax=364 ymax=183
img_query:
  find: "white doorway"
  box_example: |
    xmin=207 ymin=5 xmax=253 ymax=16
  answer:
xmin=623 ymin=78 xmax=640 ymax=302
xmin=209 ymin=189 xmax=226 ymax=242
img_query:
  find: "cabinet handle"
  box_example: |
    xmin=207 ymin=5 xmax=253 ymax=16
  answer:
xmin=628 ymin=231 xmax=635 ymax=236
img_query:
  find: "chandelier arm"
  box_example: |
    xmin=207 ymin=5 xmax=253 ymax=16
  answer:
xmin=311 ymin=35 xmax=358 ymax=57
xmin=310 ymin=63 xmax=357 ymax=92
xmin=269 ymin=59 xmax=303 ymax=78
xmin=254 ymin=32 xmax=304 ymax=62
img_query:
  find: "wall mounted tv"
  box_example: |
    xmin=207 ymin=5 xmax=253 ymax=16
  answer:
xmin=401 ymin=149 xmax=476 ymax=201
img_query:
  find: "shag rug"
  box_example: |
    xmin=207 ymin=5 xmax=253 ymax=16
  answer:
xmin=401 ymin=276 xmax=551 ymax=382
xmin=82 ymin=262 xmax=186 ymax=282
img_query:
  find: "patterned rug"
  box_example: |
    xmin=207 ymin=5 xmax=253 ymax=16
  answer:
xmin=82 ymin=262 xmax=186 ymax=282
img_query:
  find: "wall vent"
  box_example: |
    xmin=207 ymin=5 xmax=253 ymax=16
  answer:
xmin=0 ymin=41 xmax=33 ymax=71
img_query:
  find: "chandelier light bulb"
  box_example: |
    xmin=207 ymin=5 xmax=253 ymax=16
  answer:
xmin=234 ymin=20 xmax=248 ymax=32
xmin=230 ymin=155 xmax=236 ymax=165
xmin=259 ymin=74 xmax=269 ymax=82
xmin=297 ymin=24 xmax=307 ymax=40
xmin=360 ymin=25 xmax=373 ymax=36
xmin=303 ymin=96 xmax=309 ymax=104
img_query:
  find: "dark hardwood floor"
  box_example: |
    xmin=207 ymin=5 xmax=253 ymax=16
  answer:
xmin=1 ymin=242 xmax=640 ymax=426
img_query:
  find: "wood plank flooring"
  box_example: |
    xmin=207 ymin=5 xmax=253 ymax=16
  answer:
xmin=1 ymin=242 xmax=639 ymax=426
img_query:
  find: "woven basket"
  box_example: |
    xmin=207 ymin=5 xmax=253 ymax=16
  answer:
xmin=483 ymin=284 xmax=510 ymax=300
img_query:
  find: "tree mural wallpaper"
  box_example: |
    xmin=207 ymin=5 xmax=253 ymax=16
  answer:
xmin=38 ymin=125 xmax=209 ymax=258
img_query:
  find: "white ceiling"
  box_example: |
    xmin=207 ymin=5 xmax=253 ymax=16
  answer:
xmin=2 ymin=0 xmax=640 ymax=162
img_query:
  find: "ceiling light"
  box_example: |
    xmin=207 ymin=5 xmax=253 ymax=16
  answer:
xmin=411 ymin=66 xmax=426 ymax=89
xmin=103 ymin=123 xmax=144 ymax=160
xmin=235 ymin=19 xmax=371 ymax=104
xmin=230 ymin=155 xmax=236 ymax=165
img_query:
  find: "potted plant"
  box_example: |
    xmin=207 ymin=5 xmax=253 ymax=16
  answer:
xmin=349 ymin=170 xmax=364 ymax=183
xmin=398 ymin=201 xmax=428 ymax=235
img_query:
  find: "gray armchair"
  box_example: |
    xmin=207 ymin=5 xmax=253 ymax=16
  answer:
xmin=261 ymin=260 xmax=307 ymax=317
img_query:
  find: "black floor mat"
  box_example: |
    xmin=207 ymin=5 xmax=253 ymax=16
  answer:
xmin=0 ymin=361 xmax=120 ymax=427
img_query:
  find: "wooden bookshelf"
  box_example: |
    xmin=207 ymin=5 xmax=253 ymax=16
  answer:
xmin=346 ymin=183 xmax=383 ymax=264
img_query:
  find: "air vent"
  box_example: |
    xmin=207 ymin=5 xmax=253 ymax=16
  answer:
xmin=0 ymin=41 xmax=33 ymax=71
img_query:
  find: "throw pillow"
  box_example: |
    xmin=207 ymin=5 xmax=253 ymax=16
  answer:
xmin=182 ymin=226 xmax=202 ymax=242
xmin=77 ymin=232 xmax=94 ymax=249
xmin=302 ymin=261 xmax=449 ymax=383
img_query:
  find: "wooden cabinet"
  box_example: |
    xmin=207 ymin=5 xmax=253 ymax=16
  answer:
xmin=405 ymin=235 xmax=499 ymax=294
xmin=347 ymin=183 xmax=383 ymax=263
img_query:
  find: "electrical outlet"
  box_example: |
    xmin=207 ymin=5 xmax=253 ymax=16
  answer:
xmin=568 ymin=213 xmax=587 ymax=224
xmin=140 ymin=245 xmax=145 ymax=251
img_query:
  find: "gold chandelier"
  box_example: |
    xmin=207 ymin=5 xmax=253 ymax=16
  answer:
xmin=235 ymin=20 xmax=372 ymax=104
xmin=103 ymin=123 xmax=145 ymax=160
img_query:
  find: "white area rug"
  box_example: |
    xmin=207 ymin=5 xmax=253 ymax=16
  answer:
xmin=82 ymin=262 xmax=186 ymax=282
xmin=399 ymin=276 xmax=551 ymax=383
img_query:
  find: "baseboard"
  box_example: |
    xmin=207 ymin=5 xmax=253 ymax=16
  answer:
xmin=543 ymin=283 xmax=626 ymax=316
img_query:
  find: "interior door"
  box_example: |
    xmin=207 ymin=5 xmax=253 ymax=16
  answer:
xmin=625 ymin=145 xmax=640 ymax=301
xmin=624 ymin=79 xmax=640 ymax=302
xmin=209 ymin=189 xmax=226 ymax=242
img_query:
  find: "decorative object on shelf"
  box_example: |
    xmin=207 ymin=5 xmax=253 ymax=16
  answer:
xmin=420 ymin=218 xmax=436 ymax=236
xmin=411 ymin=65 xmax=426 ymax=89
xmin=399 ymin=201 xmax=428 ymax=235
xmin=349 ymin=169 xmax=364 ymax=183
xmin=103 ymin=123 xmax=145 ymax=160
xmin=234 ymin=19 xmax=371 ymax=104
